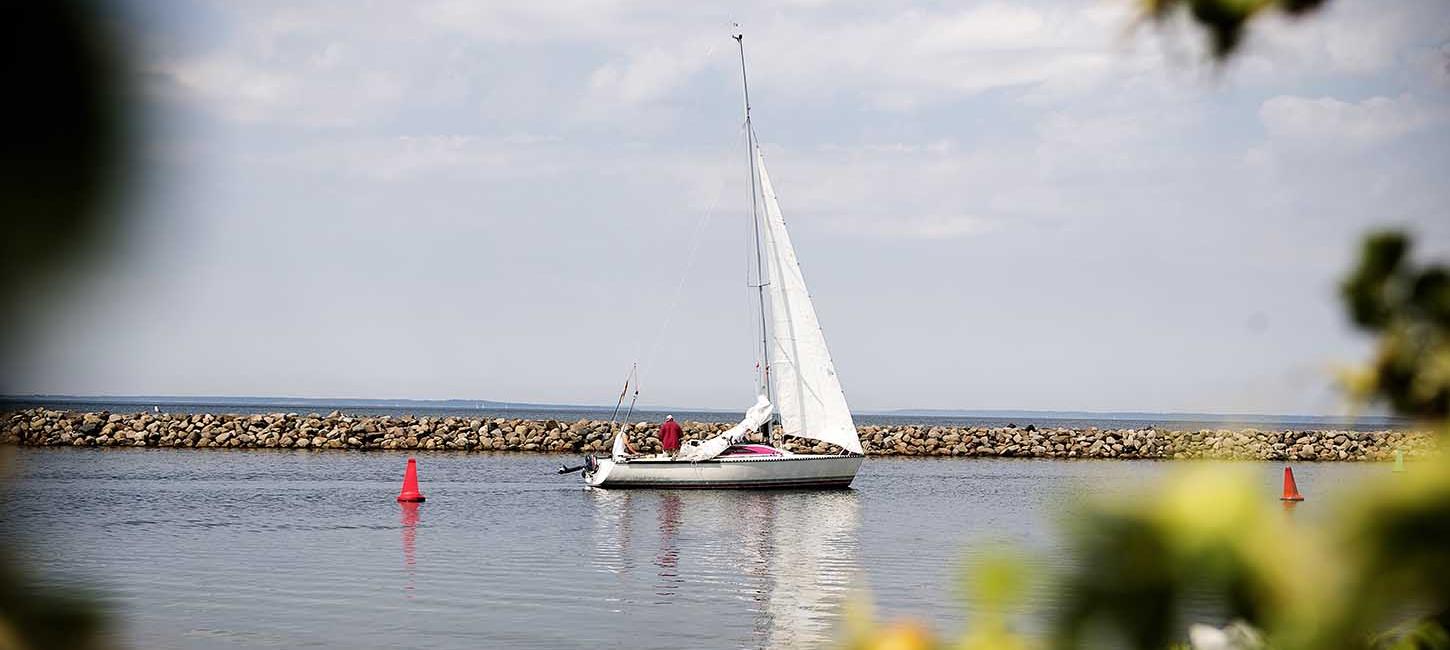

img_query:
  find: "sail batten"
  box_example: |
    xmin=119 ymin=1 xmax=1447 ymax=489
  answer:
xmin=755 ymin=146 xmax=863 ymax=455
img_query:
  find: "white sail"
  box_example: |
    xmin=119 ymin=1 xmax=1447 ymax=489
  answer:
xmin=755 ymin=147 xmax=863 ymax=455
xmin=611 ymin=429 xmax=628 ymax=461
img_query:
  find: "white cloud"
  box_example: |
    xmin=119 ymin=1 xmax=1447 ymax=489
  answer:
xmin=416 ymin=0 xmax=691 ymax=44
xmin=585 ymin=39 xmax=718 ymax=111
xmin=836 ymin=214 xmax=998 ymax=239
xmin=1259 ymin=94 xmax=1445 ymax=147
xmin=145 ymin=3 xmax=420 ymax=128
xmin=265 ymin=135 xmax=570 ymax=182
xmin=915 ymin=5 xmax=1048 ymax=52
xmin=742 ymin=2 xmax=1142 ymax=111
xmin=158 ymin=54 xmax=406 ymax=127
xmin=1242 ymin=1 xmax=1415 ymax=76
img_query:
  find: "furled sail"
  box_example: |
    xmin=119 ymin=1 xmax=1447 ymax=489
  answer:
xmin=755 ymin=148 xmax=863 ymax=455
xmin=676 ymin=395 xmax=774 ymax=462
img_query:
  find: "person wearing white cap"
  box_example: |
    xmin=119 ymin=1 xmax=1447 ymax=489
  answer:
xmin=659 ymin=414 xmax=683 ymax=457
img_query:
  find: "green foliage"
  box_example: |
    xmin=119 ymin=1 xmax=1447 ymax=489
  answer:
xmin=0 ymin=556 xmax=108 ymax=650
xmin=843 ymin=232 xmax=1450 ymax=650
xmin=2 ymin=3 xmax=128 ymax=647
xmin=845 ymin=462 xmax=1450 ymax=650
xmin=959 ymin=552 xmax=1034 ymax=650
xmin=0 ymin=1 xmax=130 ymax=340
xmin=1140 ymin=0 xmax=1330 ymax=59
xmin=1341 ymin=231 xmax=1450 ymax=421
xmin=0 ymin=450 xmax=110 ymax=650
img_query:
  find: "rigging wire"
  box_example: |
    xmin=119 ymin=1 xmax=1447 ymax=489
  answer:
xmin=603 ymin=37 xmax=740 ymax=418
xmin=617 ymin=372 xmax=642 ymax=442
xmin=605 ymin=363 xmax=636 ymax=430
xmin=634 ymin=123 xmax=745 ymax=385
xmin=606 ymin=35 xmax=762 ymax=423
xmin=736 ymin=33 xmax=772 ymax=408
xmin=742 ymin=125 xmax=767 ymax=398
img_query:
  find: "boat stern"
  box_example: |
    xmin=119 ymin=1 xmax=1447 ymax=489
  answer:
xmin=583 ymin=455 xmax=614 ymax=487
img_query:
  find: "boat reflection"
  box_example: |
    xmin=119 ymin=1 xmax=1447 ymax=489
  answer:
xmin=591 ymin=488 xmax=637 ymax=578
xmin=760 ymin=491 xmax=862 ymax=649
xmin=588 ymin=488 xmax=861 ymax=648
xmin=655 ymin=493 xmax=683 ymax=599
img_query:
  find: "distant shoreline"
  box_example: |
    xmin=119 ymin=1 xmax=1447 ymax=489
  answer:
xmin=0 ymin=395 xmax=1410 ymax=433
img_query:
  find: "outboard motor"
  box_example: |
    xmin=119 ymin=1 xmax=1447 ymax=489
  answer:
xmin=556 ymin=455 xmax=600 ymax=476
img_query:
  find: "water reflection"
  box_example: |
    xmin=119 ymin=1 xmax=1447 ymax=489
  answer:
xmin=591 ymin=489 xmax=636 ymax=576
xmin=400 ymin=501 xmax=419 ymax=598
xmin=589 ymin=488 xmax=861 ymax=648
xmin=739 ymin=494 xmax=778 ymax=642
xmin=655 ymin=493 xmax=682 ymax=599
xmin=761 ymin=492 xmax=862 ymax=649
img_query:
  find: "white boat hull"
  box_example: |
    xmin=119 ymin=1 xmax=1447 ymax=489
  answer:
xmin=584 ymin=454 xmax=862 ymax=489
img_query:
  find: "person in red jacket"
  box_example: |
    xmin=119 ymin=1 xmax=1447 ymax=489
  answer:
xmin=659 ymin=415 xmax=683 ymax=457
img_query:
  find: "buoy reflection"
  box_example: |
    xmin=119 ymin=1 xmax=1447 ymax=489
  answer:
xmin=400 ymin=500 xmax=420 ymax=598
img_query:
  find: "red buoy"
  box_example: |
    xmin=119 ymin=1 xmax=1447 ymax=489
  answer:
xmin=397 ymin=458 xmax=426 ymax=502
xmin=1280 ymin=467 xmax=1304 ymax=501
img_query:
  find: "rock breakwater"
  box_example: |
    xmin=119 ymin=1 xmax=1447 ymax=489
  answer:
xmin=2 ymin=408 xmax=1438 ymax=461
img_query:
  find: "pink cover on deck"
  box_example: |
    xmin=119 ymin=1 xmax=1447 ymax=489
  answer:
xmin=720 ymin=444 xmax=782 ymax=457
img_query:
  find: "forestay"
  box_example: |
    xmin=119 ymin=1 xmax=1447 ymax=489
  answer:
xmin=755 ymin=148 xmax=863 ymax=455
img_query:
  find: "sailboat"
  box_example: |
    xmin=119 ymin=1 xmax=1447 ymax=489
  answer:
xmin=580 ymin=33 xmax=864 ymax=489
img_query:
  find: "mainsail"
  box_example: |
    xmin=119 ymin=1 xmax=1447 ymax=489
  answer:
xmin=755 ymin=148 xmax=863 ymax=455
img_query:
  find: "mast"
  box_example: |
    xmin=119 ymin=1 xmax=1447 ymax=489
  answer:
xmin=734 ymin=31 xmax=774 ymax=423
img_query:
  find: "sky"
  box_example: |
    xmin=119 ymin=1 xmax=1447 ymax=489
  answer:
xmin=6 ymin=0 xmax=1450 ymax=415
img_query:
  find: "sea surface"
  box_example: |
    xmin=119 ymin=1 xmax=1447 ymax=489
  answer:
xmin=0 ymin=448 xmax=1393 ymax=649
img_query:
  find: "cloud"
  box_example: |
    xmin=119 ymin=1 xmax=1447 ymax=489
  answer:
xmin=1239 ymin=0 xmax=1433 ymax=77
xmin=836 ymin=214 xmax=998 ymax=239
xmin=266 ymin=135 xmax=570 ymax=181
xmin=585 ymin=39 xmax=718 ymax=112
xmin=1259 ymin=94 xmax=1446 ymax=147
xmin=157 ymin=54 xmax=407 ymax=127
xmin=144 ymin=1 xmax=1153 ymax=130
xmin=415 ymin=0 xmax=691 ymax=44
xmin=143 ymin=3 xmax=423 ymax=128
xmin=740 ymin=2 xmax=1141 ymax=111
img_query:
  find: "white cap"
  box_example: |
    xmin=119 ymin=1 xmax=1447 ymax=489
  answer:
xmin=665 ymin=415 xmax=674 ymax=420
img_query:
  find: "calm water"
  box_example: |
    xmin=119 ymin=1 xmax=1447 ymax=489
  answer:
xmin=1 ymin=449 xmax=1385 ymax=649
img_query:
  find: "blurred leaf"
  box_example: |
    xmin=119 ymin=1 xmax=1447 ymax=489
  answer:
xmin=958 ymin=551 xmax=1035 ymax=650
xmin=1343 ymin=232 xmax=1410 ymax=329
xmin=1340 ymin=231 xmax=1450 ymax=421
xmin=0 ymin=1 xmax=130 ymax=333
xmin=1139 ymin=0 xmax=1332 ymax=59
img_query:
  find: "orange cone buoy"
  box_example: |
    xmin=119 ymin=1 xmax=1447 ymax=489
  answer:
xmin=1280 ymin=467 xmax=1304 ymax=501
xmin=397 ymin=458 xmax=426 ymax=502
